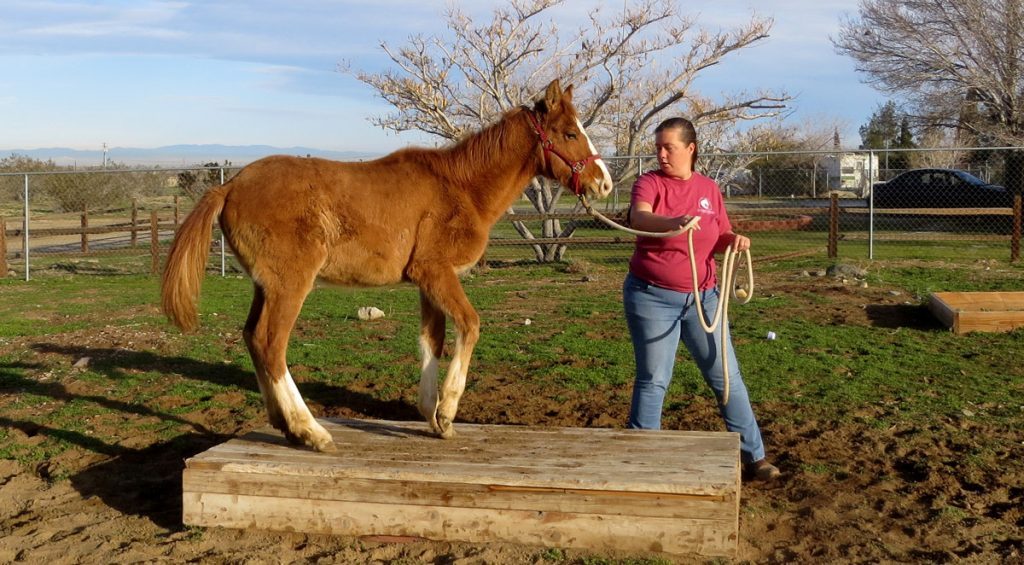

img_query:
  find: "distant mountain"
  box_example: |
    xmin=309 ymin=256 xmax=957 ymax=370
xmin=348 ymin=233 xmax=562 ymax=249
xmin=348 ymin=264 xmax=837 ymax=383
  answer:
xmin=2 ymin=144 xmax=380 ymax=167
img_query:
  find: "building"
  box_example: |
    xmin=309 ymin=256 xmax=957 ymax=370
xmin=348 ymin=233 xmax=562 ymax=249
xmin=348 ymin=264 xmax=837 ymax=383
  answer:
xmin=823 ymin=153 xmax=879 ymax=197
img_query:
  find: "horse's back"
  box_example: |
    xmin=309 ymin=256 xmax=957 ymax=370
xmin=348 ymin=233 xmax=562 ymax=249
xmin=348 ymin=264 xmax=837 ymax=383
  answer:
xmin=219 ymin=155 xmax=436 ymax=287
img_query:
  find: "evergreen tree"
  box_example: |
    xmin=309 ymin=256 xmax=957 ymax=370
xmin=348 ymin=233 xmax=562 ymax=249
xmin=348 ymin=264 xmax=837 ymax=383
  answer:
xmin=859 ymin=101 xmax=915 ymax=171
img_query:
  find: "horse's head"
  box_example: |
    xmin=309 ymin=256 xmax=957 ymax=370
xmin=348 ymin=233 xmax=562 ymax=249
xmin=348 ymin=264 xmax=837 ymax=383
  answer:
xmin=528 ymin=80 xmax=614 ymax=200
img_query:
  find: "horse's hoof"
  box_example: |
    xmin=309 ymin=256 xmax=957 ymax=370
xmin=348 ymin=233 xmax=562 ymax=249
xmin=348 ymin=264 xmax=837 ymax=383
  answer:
xmin=312 ymin=437 xmax=337 ymax=453
xmin=435 ymin=416 xmax=456 ymax=439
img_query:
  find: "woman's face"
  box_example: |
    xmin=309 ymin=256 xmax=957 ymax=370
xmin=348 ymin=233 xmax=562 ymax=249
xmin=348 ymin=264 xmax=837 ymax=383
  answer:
xmin=655 ymin=127 xmax=695 ymax=179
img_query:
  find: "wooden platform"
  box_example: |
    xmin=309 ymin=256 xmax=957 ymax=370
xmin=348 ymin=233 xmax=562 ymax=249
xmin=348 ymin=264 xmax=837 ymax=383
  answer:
xmin=183 ymin=418 xmax=740 ymax=557
xmin=929 ymin=291 xmax=1024 ymax=334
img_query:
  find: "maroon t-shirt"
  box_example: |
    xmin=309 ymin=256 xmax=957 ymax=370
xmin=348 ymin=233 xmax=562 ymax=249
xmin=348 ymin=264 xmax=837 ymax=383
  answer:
xmin=628 ymin=170 xmax=732 ymax=292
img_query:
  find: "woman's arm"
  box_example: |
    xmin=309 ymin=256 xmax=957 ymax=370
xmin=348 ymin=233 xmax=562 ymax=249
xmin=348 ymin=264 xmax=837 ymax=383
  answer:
xmin=629 ymin=201 xmax=695 ymax=233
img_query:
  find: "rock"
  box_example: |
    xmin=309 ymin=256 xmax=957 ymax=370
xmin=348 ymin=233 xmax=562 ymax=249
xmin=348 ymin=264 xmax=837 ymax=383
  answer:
xmin=826 ymin=264 xmax=868 ymax=278
xmin=73 ymin=356 xmax=91 ymax=369
xmin=357 ymin=306 xmax=385 ymax=321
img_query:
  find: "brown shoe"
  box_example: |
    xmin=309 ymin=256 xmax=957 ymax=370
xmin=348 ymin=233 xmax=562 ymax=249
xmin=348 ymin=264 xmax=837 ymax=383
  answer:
xmin=743 ymin=459 xmax=781 ymax=482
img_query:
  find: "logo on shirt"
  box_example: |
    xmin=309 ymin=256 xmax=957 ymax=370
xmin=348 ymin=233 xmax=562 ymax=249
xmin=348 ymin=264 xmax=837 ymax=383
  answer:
xmin=699 ymin=197 xmax=712 ymax=211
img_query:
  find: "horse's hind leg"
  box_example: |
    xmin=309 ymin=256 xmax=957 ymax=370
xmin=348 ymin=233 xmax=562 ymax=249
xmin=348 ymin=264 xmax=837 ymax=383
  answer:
xmin=416 ymin=290 xmax=446 ymax=425
xmin=243 ymin=285 xmax=280 ymax=429
xmin=243 ymin=277 xmax=334 ymax=452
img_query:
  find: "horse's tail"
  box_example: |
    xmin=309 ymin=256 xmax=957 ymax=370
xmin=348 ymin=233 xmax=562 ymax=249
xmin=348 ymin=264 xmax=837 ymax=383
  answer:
xmin=161 ymin=185 xmax=229 ymax=332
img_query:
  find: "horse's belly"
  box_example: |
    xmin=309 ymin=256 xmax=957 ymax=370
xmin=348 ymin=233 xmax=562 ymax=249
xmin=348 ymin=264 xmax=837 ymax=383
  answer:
xmin=317 ymin=241 xmax=410 ymax=286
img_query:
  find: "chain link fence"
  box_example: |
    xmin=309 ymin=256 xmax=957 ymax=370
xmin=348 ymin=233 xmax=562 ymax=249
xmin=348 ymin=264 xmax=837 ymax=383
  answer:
xmin=2 ymin=147 xmax=1021 ymax=279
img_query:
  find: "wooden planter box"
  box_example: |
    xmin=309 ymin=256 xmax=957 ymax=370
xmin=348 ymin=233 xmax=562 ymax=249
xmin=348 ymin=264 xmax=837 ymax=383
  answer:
xmin=183 ymin=418 xmax=740 ymax=557
xmin=929 ymin=292 xmax=1024 ymax=334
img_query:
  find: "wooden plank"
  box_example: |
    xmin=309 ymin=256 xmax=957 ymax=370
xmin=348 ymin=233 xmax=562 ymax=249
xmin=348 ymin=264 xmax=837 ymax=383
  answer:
xmin=930 ymin=292 xmax=1024 ymax=334
xmin=183 ymin=492 xmax=736 ymax=556
xmin=183 ymin=418 xmax=740 ymax=557
xmin=846 ymin=207 xmax=1012 ymax=216
xmin=186 ymin=420 xmax=738 ymax=494
xmin=844 ymin=233 xmax=1008 ymax=242
xmin=183 ymin=469 xmax=735 ymax=520
xmin=487 ymin=237 xmax=634 ymax=246
xmin=929 ymin=294 xmax=957 ymax=331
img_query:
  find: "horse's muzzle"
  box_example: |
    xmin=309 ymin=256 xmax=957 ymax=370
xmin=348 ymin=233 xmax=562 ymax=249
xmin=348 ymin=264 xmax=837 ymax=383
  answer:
xmin=586 ymin=159 xmax=614 ymax=199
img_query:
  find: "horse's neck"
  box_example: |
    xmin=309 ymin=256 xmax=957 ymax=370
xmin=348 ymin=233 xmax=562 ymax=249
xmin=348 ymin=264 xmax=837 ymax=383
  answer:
xmin=443 ymin=110 xmax=539 ymax=220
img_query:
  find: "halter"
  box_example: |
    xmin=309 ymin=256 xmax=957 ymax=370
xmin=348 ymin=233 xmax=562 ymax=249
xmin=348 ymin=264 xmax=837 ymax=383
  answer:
xmin=525 ymin=109 xmax=601 ymax=196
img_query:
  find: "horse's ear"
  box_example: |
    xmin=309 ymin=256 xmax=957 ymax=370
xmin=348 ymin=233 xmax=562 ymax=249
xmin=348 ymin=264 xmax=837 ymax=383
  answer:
xmin=563 ymin=84 xmax=574 ymax=103
xmin=543 ymin=79 xmax=563 ymax=110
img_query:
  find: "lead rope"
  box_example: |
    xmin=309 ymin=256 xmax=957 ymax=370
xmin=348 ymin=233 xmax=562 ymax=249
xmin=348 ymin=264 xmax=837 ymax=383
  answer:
xmin=579 ymin=194 xmax=700 ymax=238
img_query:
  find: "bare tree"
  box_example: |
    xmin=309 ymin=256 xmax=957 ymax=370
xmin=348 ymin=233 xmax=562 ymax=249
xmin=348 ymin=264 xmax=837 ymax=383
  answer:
xmin=909 ymin=129 xmax=968 ymax=169
xmin=833 ymin=0 xmax=1024 ymax=146
xmin=344 ymin=0 xmax=790 ymax=261
xmin=702 ymin=116 xmax=847 ymax=197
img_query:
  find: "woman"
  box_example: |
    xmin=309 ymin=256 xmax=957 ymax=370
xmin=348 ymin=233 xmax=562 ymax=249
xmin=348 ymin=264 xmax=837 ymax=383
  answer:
xmin=623 ymin=117 xmax=780 ymax=481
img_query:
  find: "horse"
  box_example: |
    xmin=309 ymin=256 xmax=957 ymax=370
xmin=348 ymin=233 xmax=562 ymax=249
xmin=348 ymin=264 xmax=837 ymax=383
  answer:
xmin=161 ymin=80 xmax=613 ymax=452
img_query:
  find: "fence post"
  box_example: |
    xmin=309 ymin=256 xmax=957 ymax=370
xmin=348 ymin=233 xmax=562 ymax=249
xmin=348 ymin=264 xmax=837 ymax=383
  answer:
xmin=1012 ymin=193 xmax=1021 ymax=263
xmin=131 ymin=199 xmax=138 ymax=247
xmin=0 ymin=218 xmax=7 ymax=278
xmin=828 ymin=192 xmax=839 ymax=259
xmin=81 ymin=205 xmax=89 ymax=254
xmin=150 ymin=210 xmax=160 ymax=275
xmin=1007 ymin=150 xmax=1024 ymax=263
xmin=174 ymin=195 xmax=180 ymax=227
xmin=23 ymin=174 xmax=29 ymax=281
xmin=220 ymin=167 xmax=227 ymax=276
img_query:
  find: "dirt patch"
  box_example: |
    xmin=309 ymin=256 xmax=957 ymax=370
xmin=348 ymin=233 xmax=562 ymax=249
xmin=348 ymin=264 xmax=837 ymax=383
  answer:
xmin=1 ymin=268 xmax=1022 ymax=564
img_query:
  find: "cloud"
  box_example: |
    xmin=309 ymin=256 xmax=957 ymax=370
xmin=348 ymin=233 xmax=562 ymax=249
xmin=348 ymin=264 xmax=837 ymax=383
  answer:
xmin=14 ymin=0 xmax=188 ymax=39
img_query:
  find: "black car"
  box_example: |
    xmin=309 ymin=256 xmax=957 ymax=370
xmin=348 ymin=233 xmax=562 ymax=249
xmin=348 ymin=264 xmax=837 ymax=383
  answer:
xmin=872 ymin=168 xmax=1010 ymax=209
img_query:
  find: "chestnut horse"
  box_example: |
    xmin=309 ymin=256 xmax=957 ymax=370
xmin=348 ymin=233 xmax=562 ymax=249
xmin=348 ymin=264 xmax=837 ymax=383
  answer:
xmin=161 ymin=80 xmax=613 ymax=452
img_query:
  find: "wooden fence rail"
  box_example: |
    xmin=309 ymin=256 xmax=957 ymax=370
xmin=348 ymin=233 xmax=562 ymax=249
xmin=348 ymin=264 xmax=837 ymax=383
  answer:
xmin=2 ymin=200 xmax=1021 ymax=278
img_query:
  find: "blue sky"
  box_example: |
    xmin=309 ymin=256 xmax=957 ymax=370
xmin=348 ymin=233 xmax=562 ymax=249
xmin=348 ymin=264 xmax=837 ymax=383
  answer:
xmin=0 ymin=0 xmax=885 ymax=157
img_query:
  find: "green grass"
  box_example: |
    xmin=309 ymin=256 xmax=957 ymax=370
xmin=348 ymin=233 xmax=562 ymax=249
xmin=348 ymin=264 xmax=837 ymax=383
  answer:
xmin=0 ymin=254 xmax=1022 ymax=473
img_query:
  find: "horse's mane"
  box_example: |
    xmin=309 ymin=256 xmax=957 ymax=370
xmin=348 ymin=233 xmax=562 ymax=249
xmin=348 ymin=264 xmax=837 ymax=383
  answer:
xmin=392 ymin=106 xmax=535 ymax=187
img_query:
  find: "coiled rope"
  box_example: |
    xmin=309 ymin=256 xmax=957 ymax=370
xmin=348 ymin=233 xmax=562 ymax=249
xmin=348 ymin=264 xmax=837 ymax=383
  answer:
xmin=580 ymin=194 xmax=753 ymax=405
xmin=687 ymin=235 xmax=753 ymax=406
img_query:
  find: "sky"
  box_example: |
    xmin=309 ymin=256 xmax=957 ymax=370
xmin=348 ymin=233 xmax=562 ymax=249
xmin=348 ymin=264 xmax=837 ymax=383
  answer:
xmin=0 ymin=0 xmax=886 ymax=160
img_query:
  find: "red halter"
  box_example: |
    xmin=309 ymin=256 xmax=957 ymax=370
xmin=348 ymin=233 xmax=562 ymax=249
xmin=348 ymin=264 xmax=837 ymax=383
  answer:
xmin=525 ymin=110 xmax=601 ymax=196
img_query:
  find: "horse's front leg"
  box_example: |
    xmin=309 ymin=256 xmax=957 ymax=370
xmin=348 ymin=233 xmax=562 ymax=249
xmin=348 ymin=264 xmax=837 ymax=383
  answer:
xmin=435 ymin=306 xmax=479 ymax=438
xmin=416 ymin=290 xmax=445 ymax=428
xmin=413 ymin=269 xmax=480 ymax=439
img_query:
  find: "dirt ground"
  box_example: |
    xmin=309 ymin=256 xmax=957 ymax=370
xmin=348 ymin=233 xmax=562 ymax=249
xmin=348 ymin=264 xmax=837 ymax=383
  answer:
xmin=1 ymin=268 xmax=1022 ymax=564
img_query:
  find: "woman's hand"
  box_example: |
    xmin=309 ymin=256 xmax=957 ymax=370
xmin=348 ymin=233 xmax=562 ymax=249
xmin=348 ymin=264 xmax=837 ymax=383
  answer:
xmin=672 ymin=214 xmax=699 ymax=231
xmin=724 ymin=232 xmax=751 ymax=252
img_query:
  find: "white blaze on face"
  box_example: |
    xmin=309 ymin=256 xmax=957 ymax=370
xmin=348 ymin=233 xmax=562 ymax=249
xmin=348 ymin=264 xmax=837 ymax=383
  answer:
xmin=576 ymin=118 xmax=614 ymax=197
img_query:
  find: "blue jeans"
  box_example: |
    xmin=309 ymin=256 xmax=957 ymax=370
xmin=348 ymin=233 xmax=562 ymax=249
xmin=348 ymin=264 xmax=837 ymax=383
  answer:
xmin=623 ymin=272 xmax=766 ymax=464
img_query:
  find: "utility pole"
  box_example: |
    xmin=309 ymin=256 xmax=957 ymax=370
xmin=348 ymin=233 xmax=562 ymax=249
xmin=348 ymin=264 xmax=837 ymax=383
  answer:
xmin=102 ymin=142 xmax=108 ymax=168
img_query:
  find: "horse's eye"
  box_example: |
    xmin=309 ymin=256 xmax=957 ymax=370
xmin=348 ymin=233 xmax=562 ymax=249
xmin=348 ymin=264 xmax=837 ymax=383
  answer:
xmin=565 ymin=132 xmax=578 ymax=140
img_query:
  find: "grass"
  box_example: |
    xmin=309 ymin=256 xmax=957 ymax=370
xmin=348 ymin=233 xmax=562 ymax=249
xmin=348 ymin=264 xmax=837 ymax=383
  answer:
xmin=1 ymin=253 xmax=1023 ymax=472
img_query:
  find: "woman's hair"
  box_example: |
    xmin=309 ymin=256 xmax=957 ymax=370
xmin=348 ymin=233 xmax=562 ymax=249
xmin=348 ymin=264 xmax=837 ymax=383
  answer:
xmin=654 ymin=117 xmax=698 ymax=171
